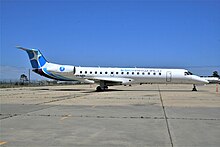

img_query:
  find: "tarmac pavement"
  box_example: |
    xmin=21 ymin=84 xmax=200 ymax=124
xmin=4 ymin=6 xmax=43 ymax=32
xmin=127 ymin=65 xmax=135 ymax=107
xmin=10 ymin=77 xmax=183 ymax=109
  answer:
xmin=0 ymin=84 xmax=219 ymax=146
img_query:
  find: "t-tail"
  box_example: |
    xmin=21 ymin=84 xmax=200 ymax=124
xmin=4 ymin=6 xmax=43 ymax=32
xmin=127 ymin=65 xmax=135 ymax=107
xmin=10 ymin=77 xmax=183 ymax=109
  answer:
xmin=17 ymin=46 xmax=48 ymax=69
xmin=17 ymin=46 xmax=51 ymax=78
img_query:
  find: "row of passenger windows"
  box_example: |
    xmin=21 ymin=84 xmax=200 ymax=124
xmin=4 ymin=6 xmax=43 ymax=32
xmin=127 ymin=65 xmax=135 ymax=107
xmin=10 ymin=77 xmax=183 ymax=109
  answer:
xmin=79 ymin=71 xmax=162 ymax=75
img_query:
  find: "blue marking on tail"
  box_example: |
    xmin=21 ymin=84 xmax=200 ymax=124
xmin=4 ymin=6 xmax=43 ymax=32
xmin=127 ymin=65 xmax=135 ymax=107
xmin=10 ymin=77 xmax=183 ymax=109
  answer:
xmin=18 ymin=46 xmax=47 ymax=69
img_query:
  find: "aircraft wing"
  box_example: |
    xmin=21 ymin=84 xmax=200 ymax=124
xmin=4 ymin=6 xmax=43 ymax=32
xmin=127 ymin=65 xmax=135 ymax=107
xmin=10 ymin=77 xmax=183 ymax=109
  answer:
xmin=88 ymin=77 xmax=133 ymax=84
xmin=46 ymin=69 xmax=95 ymax=83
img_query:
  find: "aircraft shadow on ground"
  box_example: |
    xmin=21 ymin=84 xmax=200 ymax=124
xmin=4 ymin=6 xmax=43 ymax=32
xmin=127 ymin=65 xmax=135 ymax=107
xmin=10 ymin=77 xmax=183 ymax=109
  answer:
xmin=35 ymin=88 xmax=86 ymax=91
xmin=35 ymin=88 xmax=207 ymax=93
xmin=100 ymin=89 xmax=204 ymax=92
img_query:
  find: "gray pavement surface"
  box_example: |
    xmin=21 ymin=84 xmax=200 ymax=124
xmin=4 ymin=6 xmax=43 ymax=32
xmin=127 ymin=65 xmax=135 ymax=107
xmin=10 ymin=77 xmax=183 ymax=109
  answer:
xmin=0 ymin=84 xmax=220 ymax=146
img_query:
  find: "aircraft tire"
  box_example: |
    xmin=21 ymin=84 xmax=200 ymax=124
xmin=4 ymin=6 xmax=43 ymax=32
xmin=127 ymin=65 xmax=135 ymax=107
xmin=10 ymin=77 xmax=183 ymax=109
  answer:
xmin=96 ymin=86 xmax=103 ymax=92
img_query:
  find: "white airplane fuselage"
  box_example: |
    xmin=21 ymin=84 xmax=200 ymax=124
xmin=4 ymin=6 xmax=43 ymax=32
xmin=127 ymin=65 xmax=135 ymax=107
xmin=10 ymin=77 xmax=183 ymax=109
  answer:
xmin=38 ymin=62 xmax=208 ymax=85
xmin=18 ymin=47 xmax=209 ymax=91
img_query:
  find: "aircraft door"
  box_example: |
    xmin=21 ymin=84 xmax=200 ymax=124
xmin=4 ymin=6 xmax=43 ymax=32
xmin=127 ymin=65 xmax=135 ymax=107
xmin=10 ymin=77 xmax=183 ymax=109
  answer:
xmin=166 ymin=71 xmax=172 ymax=82
xmin=73 ymin=67 xmax=76 ymax=75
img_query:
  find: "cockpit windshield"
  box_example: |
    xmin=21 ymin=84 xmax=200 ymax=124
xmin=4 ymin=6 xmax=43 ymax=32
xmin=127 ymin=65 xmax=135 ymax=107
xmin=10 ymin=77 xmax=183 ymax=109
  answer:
xmin=184 ymin=71 xmax=193 ymax=76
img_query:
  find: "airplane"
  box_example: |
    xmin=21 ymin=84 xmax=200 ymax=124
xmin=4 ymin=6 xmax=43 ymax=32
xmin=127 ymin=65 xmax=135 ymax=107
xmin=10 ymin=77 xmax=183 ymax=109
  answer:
xmin=17 ymin=46 xmax=209 ymax=91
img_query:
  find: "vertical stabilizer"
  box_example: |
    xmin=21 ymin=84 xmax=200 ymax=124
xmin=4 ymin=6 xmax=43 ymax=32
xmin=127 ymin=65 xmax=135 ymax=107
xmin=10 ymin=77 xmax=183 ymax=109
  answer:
xmin=17 ymin=46 xmax=47 ymax=69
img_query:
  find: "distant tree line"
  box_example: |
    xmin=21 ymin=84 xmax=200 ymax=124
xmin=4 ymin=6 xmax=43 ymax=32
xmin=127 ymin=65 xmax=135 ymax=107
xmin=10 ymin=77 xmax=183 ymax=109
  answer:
xmin=213 ymin=71 xmax=220 ymax=78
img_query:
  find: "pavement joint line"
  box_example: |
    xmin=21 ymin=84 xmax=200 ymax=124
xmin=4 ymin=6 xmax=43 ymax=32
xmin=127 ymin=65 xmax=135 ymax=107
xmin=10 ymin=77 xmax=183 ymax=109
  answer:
xmin=164 ymin=98 xmax=220 ymax=101
xmin=2 ymin=113 xmax=219 ymax=120
xmin=0 ymin=114 xmax=20 ymax=120
xmin=35 ymin=93 xmax=92 ymax=105
xmin=94 ymin=97 xmax=160 ymax=100
xmin=0 ymin=105 xmax=57 ymax=120
xmin=158 ymin=85 xmax=174 ymax=147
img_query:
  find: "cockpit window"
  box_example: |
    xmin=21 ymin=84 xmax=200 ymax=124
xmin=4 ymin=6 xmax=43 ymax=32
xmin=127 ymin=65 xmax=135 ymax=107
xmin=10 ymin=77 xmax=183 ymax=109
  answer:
xmin=184 ymin=71 xmax=193 ymax=75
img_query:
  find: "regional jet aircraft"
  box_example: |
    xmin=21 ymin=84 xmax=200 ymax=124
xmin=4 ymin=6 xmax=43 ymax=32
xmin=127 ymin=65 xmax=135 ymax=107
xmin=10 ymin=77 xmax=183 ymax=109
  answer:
xmin=18 ymin=46 xmax=209 ymax=91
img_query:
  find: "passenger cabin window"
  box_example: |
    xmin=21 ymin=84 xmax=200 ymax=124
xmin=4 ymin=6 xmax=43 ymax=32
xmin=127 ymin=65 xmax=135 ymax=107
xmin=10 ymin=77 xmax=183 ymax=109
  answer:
xmin=127 ymin=72 xmax=129 ymax=75
xmin=137 ymin=72 xmax=139 ymax=75
xmin=116 ymin=72 xmax=119 ymax=74
xmin=100 ymin=72 xmax=102 ymax=74
xmin=90 ymin=71 xmax=92 ymax=74
xmin=148 ymin=72 xmax=150 ymax=75
xmin=132 ymin=72 xmax=134 ymax=75
xmin=159 ymin=73 xmax=161 ymax=75
xmin=85 ymin=71 xmax=87 ymax=74
xmin=95 ymin=71 xmax=97 ymax=74
xmin=121 ymin=72 xmax=124 ymax=75
xmin=80 ymin=71 xmax=82 ymax=74
xmin=111 ymin=72 xmax=114 ymax=74
xmin=142 ymin=72 xmax=144 ymax=75
xmin=105 ymin=72 xmax=108 ymax=74
xmin=153 ymin=73 xmax=156 ymax=75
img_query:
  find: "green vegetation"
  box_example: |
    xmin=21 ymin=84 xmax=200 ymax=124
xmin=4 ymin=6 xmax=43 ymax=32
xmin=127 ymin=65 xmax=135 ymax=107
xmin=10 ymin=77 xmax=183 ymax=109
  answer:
xmin=213 ymin=71 xmax=220 ymax=78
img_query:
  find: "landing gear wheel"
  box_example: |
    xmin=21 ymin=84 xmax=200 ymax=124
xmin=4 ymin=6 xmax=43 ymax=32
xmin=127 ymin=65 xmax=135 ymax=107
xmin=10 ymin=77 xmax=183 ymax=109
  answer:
xmin=192 ymin=84 xmax=197 ymax=91
xmin=96 ymin=86 xmax=103 ymax=92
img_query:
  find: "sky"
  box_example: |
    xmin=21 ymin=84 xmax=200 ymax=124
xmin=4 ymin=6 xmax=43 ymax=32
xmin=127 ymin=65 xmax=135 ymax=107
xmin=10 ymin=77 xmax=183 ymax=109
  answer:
xmin=1 ymin=0 xmax=220 ymax=80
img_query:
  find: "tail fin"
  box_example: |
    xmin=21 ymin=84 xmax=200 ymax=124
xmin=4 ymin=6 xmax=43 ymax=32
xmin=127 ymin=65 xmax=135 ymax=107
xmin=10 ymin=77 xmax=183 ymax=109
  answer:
xmin=17 ymin=46 xmax=48 ymax=69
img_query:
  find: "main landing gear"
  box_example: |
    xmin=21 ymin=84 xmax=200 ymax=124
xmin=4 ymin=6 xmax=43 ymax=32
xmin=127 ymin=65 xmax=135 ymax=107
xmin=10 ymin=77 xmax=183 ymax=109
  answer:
xmin=96 ymin=85 xmax=108 ymax=92
xmin=96 ymin=81 xmax=108 ymax=92
xmin=192 ymin=84 xmax=197 ymax=91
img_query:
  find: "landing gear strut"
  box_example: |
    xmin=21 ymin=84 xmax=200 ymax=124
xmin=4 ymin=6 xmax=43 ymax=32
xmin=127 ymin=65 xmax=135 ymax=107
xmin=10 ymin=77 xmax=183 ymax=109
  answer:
xmin=192 ymin=84 xmax=197 ymax=91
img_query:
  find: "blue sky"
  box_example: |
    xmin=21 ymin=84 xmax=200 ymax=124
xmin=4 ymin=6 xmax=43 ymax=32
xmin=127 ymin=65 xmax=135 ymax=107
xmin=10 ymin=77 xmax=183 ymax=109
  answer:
xmin=1 ymin=0 xmax=220 ymax=80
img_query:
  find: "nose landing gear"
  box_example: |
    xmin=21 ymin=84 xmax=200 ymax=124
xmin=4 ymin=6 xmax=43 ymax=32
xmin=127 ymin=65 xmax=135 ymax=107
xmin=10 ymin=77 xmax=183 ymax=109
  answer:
xmin=192 ymin=84 xmax=197 ymax=91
